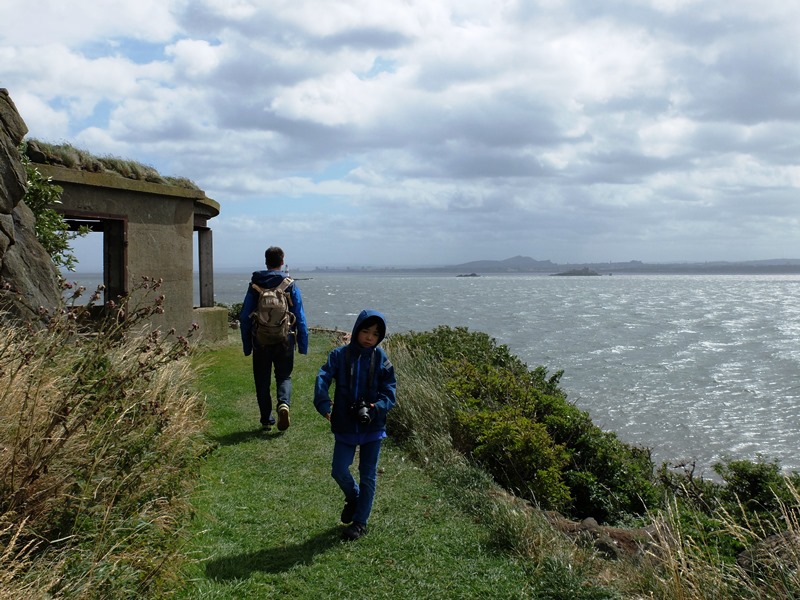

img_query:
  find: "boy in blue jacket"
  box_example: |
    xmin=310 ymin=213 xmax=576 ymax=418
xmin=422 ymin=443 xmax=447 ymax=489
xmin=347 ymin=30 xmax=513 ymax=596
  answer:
xmin=314 ymin=309 xmax=397 ymax=540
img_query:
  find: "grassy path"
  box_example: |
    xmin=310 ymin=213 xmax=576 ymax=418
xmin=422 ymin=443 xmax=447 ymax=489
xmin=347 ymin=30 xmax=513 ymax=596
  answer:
xmin=177 ymin=332 xmax=531 ymax=599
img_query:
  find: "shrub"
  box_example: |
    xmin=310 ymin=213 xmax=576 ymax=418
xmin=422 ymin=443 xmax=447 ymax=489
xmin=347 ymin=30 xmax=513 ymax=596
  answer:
xmin=566 ymin=427 xmax=660 ymax=522
xmin=398 ymin=325 xmax=532 ymax=377
xmin=389 ymin=326 xmax=800 ymax=597
xmin=226 ymin=301 xmax=243 ymax=324
xmin=20 ymin=151 xmax=89 ymax=272
xmin=0 ymin=278 xmax=208 ymax=597
xmin=455 ymin=407 xmax=572 ymax=510
xmin=714 ymin=457 xmax=800 ymax=515
xmin=656 ymin=456 xmax=800 ymax=570
xmin=389 ymin=326 xmax=658 ymax=523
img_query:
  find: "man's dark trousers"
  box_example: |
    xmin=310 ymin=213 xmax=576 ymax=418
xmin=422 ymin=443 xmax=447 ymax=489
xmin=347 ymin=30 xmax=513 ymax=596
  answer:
xmin=252 ymin=338 xmax=294 ymax=426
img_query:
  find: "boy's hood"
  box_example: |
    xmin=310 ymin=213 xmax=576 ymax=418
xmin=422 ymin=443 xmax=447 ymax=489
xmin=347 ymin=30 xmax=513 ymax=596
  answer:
xmin=350 ymin=309 xmax=387 ymax=346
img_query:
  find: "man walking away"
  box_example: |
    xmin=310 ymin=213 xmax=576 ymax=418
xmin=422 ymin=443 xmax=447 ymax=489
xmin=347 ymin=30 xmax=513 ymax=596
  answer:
xmin=239 ymin=246 xmax=309 ymax=431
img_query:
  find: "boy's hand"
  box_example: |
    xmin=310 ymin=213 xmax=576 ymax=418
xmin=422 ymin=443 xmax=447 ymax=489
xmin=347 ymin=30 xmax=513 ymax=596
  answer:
xmin=325 ymin=412 xmax=331 ymax=421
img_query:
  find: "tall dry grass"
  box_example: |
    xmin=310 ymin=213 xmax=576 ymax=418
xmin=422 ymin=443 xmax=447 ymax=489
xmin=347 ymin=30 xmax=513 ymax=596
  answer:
xmin=641 ymin=481 xmax=800 ymax=600
xmin=0 ymin=279 xmax=208 ymax=598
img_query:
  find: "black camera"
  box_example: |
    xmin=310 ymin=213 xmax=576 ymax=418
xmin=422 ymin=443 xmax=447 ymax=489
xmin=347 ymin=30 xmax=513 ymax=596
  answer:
xmin=351 ymin=400 xmax=372 ymax=424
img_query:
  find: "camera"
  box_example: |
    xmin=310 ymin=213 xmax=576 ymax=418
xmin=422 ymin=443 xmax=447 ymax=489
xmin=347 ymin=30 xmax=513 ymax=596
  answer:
xmin=350 ymin=399 xmax=372 ymax=424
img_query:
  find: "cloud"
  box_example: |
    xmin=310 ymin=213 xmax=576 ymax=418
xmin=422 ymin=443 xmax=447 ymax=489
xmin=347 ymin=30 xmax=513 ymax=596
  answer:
xmin=0 ymin=0 xmax=182 ymax=46
xmin=2 ymin=0 xmax=799 ymax=271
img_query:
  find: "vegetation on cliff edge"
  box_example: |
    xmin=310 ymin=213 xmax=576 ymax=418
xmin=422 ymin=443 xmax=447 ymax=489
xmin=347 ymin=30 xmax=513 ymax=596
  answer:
xmin=1 ymin=302 xmax=798 ymax=598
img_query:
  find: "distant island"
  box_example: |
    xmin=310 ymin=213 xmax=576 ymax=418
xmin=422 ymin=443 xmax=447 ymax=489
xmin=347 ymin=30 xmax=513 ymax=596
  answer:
xmin=311 ymin=255 xmax=800 ymax=275
xmin=552 ymin=267 xmax=601 ymax=277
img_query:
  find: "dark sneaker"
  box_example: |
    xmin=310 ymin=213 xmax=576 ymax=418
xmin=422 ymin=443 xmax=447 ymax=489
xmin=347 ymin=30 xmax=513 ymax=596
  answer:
xmin=261 ymin=417 xmax=276 ymax=431
xmin=342 ymin=522 xmax=368 ymax=541
xmin=341 ymin=498 xmax=358 ymax=524
xmin=277 ymin=404 xmax=290 ymax=431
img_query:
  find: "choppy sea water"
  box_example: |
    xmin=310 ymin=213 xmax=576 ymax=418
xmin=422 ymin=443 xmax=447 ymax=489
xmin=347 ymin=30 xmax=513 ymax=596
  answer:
xmin=72 ymin=270 xmax=800 ymax=473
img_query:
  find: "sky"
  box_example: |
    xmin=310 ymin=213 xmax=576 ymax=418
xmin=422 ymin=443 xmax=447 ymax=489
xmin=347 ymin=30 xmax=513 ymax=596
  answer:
xmin=2 ymin=0 xmax=799 ymax=271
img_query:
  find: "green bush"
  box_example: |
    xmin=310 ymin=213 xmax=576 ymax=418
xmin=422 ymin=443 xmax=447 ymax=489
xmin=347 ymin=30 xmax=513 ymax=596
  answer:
xmin=656 ymin=457 xmax=800 ymax=564
xmin=565 ymin=427 xmax=659 ymax=521
xmin=714 ymin=457 xmax=800 ymax=515
xmin=455 ymin=407 xmax=572 ymax=510
xmin=390 ymin=326 xmax=658 ymax=523
xmin=398 ymin=325 xmax=532 ymax=377
xmin=226 ymin=301 xmax=243 ymax=324
xmin=389 ymin=326 xmax=800 ymax=596
xmin=20 ymin=150 xmax=88 ymax=272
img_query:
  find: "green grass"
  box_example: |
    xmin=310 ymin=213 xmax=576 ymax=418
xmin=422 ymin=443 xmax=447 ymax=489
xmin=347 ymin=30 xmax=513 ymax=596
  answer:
xmin=178 ymin=332 xmax=533 ymax=599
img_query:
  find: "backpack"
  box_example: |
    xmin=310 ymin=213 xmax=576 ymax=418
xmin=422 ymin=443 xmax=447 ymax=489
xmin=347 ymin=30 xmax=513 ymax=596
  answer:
xmin=250 ymin=277 xmax=296 ymax=346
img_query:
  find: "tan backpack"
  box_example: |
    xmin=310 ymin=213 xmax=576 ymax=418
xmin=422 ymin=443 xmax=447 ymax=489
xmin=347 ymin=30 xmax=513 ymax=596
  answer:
xmin=250 ymin=277 xmax=295 ymax=346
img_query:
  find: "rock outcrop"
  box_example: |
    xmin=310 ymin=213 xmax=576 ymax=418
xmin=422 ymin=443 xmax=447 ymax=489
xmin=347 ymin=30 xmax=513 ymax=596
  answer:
xmin=0 ymin=88 xmax=61 ymax=324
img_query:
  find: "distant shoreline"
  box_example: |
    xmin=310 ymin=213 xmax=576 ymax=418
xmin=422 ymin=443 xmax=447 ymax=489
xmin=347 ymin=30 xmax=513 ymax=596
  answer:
xmin=69 ymin=265 xmax=800 ymax=279
xmin=302 ymin=262 xmax=800 ymax=276
xmin=69 ymin=257 xmax=800 ymax=279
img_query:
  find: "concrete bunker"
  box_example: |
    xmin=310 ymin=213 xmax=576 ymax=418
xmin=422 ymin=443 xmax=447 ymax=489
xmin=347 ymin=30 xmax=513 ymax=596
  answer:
xmin=34 ymin=163 xmax=227 ymax=343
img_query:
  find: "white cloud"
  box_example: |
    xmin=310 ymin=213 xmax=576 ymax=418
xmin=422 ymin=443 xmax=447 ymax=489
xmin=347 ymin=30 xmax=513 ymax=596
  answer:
xmin=8 ymin=92 xmax=70 ymax=139
xmin=638 ymin=117 xmax=697 ymax=158
xmin=270 ymin=72 xmax=380 ymax=127
xmin=165 ymin=39 xmax=223 ymax=78
xmin=198 ymin=0 xmax=259 ymax=21
xmin=0 ymin=0 xmax=184 ymax=46
xmin=3 ymin=0 xmax=800 ymax=268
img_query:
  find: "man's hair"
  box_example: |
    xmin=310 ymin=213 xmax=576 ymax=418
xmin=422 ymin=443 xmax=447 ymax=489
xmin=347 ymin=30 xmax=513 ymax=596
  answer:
xmin=265 ymin=246 xmax=284 ymax=269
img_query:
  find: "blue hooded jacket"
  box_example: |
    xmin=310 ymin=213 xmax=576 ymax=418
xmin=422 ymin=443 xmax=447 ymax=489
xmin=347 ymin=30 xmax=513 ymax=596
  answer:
xmin=239 ymin=270 xmax=309 ymax=355
xmin=314 ymin=309 xmax=397 ymax=441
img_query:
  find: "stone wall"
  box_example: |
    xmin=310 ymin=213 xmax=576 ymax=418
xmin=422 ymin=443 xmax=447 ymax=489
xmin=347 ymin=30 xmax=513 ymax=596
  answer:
xmin=0 ymin=89 xmax=61 ymax=323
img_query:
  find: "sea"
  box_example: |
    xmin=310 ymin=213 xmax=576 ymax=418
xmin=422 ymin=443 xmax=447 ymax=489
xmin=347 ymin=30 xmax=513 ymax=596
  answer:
xmin=67 ymin=270 xmax=800 ymax=475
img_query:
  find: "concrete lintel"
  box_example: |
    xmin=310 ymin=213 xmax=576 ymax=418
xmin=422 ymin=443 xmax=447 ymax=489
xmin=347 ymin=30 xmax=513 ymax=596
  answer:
xmin=34 ymin=163 xmax=220 ymax=218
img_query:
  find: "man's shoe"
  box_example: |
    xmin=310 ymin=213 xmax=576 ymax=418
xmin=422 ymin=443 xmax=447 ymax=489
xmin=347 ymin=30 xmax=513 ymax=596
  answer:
xmin=342 ymin=522 xmax=368 ymax=541
xmin=341 ymin=498 xmax=358 ymax=524
xmin=277 ymin=404 xmax=290 ymax=431
xmin=261 ymin=416 xmax=276 ymax=431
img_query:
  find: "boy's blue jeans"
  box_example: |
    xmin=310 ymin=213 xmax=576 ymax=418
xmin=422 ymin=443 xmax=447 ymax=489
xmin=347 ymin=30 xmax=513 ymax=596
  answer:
xmin=331 ymin=438 xmax=383 ymax=526
xmin=251 ymin=339 xmax=294 ymax=426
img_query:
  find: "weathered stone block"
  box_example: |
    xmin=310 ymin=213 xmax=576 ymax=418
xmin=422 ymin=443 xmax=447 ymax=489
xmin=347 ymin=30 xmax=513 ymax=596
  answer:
xmin=0 ymin=89 xmax=62 ymax=324
xmin=0 ymin=89 xmax=28 ymax=214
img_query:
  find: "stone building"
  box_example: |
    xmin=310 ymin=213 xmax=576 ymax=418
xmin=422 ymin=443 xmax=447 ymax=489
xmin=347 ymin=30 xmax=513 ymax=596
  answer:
xmin=34 ymin=163 xmax=227 ymax=343
xmin=1 ymin=88 xmax=227 ymax=342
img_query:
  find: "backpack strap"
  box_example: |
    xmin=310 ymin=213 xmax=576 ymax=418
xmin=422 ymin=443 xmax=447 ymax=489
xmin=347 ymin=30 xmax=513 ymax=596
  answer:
xmin=277 ymin=276 xmax=294 ymax=291
xmin=277 ymin=277 xmax=294 ymax=306
xmin=250 ymin=277 xmax=294 ymax=303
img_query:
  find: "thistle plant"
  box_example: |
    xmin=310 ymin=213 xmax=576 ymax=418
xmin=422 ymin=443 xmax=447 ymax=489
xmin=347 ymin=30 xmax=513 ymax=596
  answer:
xmin=0 ymin=277 xmax=208 ymax=598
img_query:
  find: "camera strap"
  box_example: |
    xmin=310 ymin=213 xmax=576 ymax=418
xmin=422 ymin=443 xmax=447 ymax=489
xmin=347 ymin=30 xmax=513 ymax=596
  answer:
xmin=346 ymin=348 xmax=377 ymax=399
